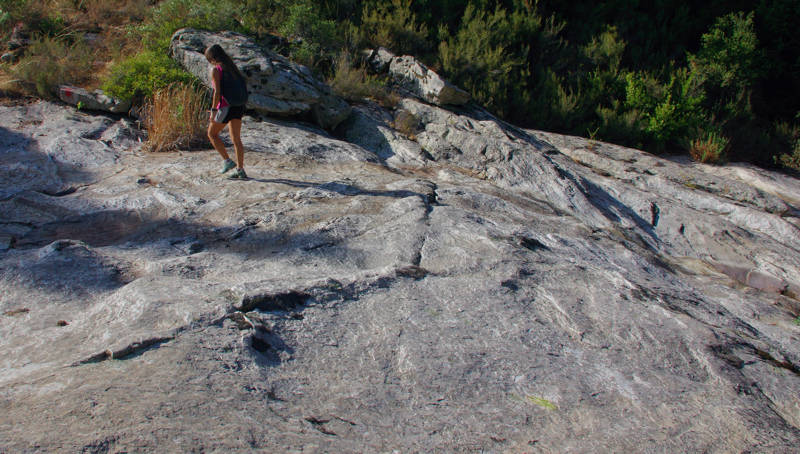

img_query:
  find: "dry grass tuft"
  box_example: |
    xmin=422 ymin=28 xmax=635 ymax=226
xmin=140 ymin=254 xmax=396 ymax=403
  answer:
xmin=142 ymin=83 xmax=210 ymax=153
xmin=329 ymin=52 xmax=399 ymax=107
xmin=689 ymin=130 xmax=729 ymax=164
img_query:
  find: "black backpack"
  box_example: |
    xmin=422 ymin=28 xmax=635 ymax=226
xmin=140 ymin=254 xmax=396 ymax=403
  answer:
xmin=221 ymin=70 xmax=248 ymax=107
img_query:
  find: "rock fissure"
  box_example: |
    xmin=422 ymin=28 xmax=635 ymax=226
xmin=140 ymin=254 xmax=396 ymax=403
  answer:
xmin=74 ymin=335 xmax=177 ymax=365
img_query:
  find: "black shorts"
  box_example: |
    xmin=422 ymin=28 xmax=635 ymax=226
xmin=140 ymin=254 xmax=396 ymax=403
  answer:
xmin=213 ymin=105 xmax=245 ymax=124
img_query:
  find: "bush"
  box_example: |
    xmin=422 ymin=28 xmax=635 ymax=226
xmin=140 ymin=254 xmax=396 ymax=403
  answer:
xmin=439 ymin=4 xmax=530 ymax=121
xmin=141 ymin=83 xmax=210 ymax=153
xmin=688 ymin=129 xmax=729 ymax=164
xmin=328 ymin=52 xmax=389 ymax=103
xmin=624 ymin=68 xmax=706 ymax=150
xmin=9 ymin=34 xmax=93 ymax=98
xmin=278 ymin=1 xmax=341 ymax=69
xmin=687 ymin=11 xmax=764 ymax=122
xmin=774 ymin=120 xmax=800 ymax=171
xmin=0 ymin=0 xmax=32 ymax=29
xmin=102 ymin=51 xmax=195 ymax=101
xmin=137 ymin=0 xmax=244 ymax=53
xmin=359 ymin=0 xmax=429 ymax=57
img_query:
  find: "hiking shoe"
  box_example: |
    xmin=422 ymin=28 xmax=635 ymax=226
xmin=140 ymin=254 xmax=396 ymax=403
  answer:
xmin=227 ymin=168 xmax=248 ymax=180
xmin=220 ymin=159 xmax=236 ymax=174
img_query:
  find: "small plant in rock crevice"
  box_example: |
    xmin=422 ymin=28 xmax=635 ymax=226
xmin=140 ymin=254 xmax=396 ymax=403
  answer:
xmin=393 ymin=109 xmax=420 ymax=139
xmin=689 ymin=129 xmax=729 ymax=164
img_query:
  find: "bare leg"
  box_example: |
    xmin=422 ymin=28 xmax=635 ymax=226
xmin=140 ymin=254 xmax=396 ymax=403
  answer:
xmin=227 ymin=118 xmax=244 ymax=169
xmin=207 ymin=121 xmax=230 ymax=161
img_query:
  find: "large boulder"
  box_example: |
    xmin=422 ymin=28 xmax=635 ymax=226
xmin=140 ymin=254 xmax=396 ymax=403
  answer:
xmin=364 ymin=47 xmax=471 ymax=106
xmin=169 ymin=28 xmax=351 ymax=130
xmin=389 ymin=55 xmax=471 ymax=106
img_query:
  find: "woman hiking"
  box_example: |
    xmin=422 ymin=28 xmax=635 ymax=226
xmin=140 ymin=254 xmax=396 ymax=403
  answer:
xmin=205 ymin=44 xmax=249 ymax=180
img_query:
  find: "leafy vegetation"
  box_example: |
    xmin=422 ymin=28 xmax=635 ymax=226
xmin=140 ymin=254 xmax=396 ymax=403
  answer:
xmin=8 ymin=35 xmax=94 ymax=98
xmin=101 ymin=51 xmax=195 ymax=101
xmin=1 ymin=0 xmax=799 ymax=171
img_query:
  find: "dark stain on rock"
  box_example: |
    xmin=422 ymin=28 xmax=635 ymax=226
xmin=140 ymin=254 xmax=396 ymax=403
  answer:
xmin=239 ymin=290 xmax=310 ymax=313
xmin=251 ymin=336 xmax=271 ymax=352
xmin=519 ymin=236 xmax=549 ymax=252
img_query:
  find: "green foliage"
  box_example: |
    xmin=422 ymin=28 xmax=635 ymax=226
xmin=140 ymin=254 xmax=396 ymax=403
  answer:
xmin=278 ymin=1 xmax=341 ymax=68
xmin=0 ymin=0 xmax=68 ymax=40
xmin=10 ymin=34 xmax=93 ymax=98
xmin=624 ymin=69 xmax=706 ymax=150
xmin=687 ymin=11 xmax=764 ymax=125
xmin=103 ymin=0 xmax=239 ymax=101
xmin=138 ymin=0 xmax=244 ymax=53
xmin=0 ymin=0 xmax=30 ymax=22
xmin=583 ymin=26 xmax=625 ymax=74
xmin=4 ymin=0 xmax=799 ymax=169
xmin=774 ymin=119 xmax=800 ymax=171
xmin=36 ymin=14 xmax=68 ymax=38
xmin=439 ymin=2 xmax=564 ymax=124
xmin=689 ymin=12 xmax=763 ymax=93
xmin=102 ymin=51 xmax=196 ymax=101
xmin=359 ymin=0 xmax=429 ymax=57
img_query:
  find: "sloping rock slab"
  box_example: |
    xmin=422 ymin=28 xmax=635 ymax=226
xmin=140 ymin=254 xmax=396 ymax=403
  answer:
xmin=2 ymin=101 xmax=800 ymax=453
xmin=169 ymin=28 xmax=350 ymax=130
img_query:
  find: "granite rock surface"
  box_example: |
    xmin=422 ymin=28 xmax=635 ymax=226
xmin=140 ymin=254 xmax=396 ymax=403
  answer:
xmin=1 ymin=99 xmax=799 ymax=452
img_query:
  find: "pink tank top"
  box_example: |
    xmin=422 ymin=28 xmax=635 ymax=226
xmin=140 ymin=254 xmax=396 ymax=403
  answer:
xmin=215 ymin=65 xmax=229 ymax=109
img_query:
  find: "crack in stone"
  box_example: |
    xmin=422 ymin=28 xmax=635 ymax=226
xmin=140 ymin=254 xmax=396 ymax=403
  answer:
xmin=74 ymin=335 xmax=176 ymax=365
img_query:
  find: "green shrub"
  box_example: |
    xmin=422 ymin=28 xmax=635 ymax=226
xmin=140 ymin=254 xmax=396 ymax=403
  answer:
xmin=594 ymin=104 xmax=646 ymax=147
xmin=688 ymin=12 xmax=763 ymax=93
xmin=774 ymin=119 xmax=800 ymax=171
xmin=359 ymin=0 xmax=429 ymax=57
xmin=624 ymin=68 xmax=706 ymax=150
xmin=278 ymin=1 xmax=341 ymax=69
xmin=0 ymin=1 xmax=68 ymax=41
xmin=10 ymin=34 xmax=93 ymax=98
xmin=0 ymin=0 xmax=30 ymax=25
xmin=583 ymin=25 xmax=625 ymax=74
xmin=439 ymin=3 xmax=553 ymax=123
xmin=138 ymin=0 xmax=244 ymax=53
xmin=102 ymin=51 xmax=196 ymax=101
xmin=687 ymin=11 xmax=764 ymax=121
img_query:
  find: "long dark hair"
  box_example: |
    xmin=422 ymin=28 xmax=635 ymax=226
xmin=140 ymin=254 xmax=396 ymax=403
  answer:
xmin=204 ymin=44 xmax=245 ymax=81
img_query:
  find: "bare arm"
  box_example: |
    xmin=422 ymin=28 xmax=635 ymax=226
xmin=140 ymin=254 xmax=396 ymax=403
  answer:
xmin=210 ymin=66 xmax=221 ymax=109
